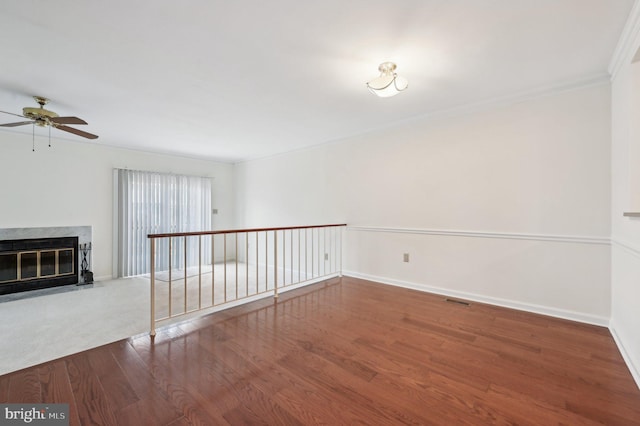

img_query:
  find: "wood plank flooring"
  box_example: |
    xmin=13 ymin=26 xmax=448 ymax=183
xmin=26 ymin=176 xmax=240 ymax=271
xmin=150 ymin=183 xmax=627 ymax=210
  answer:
xmin=1 ymin=276 xmax=639 ymax=425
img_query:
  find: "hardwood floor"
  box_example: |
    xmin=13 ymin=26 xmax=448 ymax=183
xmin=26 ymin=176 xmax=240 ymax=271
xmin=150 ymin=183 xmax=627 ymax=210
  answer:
xmin=1 ymin=276 xmax=639 ymax=425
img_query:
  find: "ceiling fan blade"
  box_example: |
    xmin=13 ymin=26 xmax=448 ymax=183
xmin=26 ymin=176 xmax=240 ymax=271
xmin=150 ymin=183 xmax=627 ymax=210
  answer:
xmin=50 ymin=116 xmax=88 ymax=125
xmin=0 ymin=121 xmax=34 ymax=127
xmin=55 ymin=125 xmax=99 ymax=140
xmin=0 ymin=110 xmax=27 ymax=119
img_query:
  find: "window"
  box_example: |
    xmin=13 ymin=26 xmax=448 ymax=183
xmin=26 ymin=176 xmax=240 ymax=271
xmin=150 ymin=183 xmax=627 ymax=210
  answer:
xmin=115 ymin=169 xmax=212 ymax=277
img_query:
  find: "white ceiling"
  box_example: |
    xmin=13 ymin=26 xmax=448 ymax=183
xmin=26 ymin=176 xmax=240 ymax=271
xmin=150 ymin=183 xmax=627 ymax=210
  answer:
xmin=0 ymin=1 xmax=634 ymax=163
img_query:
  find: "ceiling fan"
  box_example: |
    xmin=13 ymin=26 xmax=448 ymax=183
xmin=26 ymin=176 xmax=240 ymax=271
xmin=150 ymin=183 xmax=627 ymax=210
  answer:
xmin=0 ymin=96 xmax=98 ymax=140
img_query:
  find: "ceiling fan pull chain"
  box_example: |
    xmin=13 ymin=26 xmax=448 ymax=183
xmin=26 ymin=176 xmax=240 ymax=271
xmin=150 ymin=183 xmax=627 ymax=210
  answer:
xmin=48 ymin=125 xmax=51 ymax=147
xmin=32 ymin=123 xmax=35 ymax=152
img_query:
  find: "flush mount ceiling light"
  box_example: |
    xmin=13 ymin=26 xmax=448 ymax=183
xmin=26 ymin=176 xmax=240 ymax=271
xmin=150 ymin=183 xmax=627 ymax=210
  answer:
xmin=366 ymin=62 xmax=408 ymax=97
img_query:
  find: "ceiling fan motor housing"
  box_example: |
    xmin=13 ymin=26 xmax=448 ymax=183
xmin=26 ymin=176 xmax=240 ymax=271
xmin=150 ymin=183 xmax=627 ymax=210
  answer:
xmin=22 ymin=106 xmax=59 ymax=126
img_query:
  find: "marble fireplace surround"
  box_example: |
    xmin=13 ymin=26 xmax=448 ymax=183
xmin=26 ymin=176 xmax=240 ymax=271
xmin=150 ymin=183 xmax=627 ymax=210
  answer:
xmin=0 ymin=226 xmax=92 ymax=286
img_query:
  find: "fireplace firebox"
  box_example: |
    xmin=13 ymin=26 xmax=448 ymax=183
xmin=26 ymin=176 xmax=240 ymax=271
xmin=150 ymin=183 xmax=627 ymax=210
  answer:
xmin=0 ymin=236 xmax=79 ymax=295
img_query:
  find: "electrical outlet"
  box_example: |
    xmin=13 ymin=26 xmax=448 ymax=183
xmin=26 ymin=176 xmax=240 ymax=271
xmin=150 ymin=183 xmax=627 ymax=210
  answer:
xmin=403 ymin=253 xmax=410 ymax=263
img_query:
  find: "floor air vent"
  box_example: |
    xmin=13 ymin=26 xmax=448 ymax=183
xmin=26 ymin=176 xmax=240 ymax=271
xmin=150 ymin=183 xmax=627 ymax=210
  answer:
xmin=445 ymin=298 xmax=470 ymax=306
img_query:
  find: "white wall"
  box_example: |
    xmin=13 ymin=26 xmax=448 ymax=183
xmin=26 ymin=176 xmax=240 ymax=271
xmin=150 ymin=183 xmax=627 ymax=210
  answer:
xmin=0 ymin=132 xmax=235 ymax=280
xmin=611 ymin=39 xmax=640 ymax=384
xmin=235 ymin=83 xmax=612 ymax=324
xmin=235 ymin=147 xmax=340 ymax=227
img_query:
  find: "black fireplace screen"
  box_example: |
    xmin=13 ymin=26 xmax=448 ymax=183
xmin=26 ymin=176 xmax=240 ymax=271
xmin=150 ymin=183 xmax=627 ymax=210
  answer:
xmin=0 ymin=253 xmax=18 ymax=282
xmin=0 ymin=237 xmax=79 ymax=295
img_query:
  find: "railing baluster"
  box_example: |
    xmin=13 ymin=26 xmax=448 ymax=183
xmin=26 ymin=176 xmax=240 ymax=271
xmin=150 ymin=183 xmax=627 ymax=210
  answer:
xmin=311 ymin=228 xmax=314 ymax=279
xmin=332 ymin=226 xmax=336 ymax=273
xmin=331 ymin=228 xmax=338 ymax=272
xmin=211 ymin=234 xmax=216 ymax=306
xmin=274 ymin=230 xmax=278 ymax=299
xmin=305 ymin=228 xmax=308 ymax=281
xmin=318 ymin=228 xmax=321 ymax=277
xmin=184 ymin=236 xmax=187 ymax=314
xmin=298 ymin=229 xmax=301 ymax=283
xmin=324 ymin=227 xmax=327 ymax=276
xmin=255 ymin=232 xmax=258 ymax=295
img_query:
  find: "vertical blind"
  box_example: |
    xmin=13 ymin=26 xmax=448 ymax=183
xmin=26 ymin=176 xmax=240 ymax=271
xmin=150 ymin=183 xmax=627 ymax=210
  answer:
xmin=116 ymin=169 xmax=212 ymax=277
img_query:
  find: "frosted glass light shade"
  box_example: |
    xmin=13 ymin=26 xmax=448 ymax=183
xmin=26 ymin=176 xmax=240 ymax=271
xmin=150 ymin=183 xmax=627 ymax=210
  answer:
xmin=366 ymin=62 xmax=408 ymax=97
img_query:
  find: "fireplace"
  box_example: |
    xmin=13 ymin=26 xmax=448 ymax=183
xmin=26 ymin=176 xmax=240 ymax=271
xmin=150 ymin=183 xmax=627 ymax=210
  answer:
xmin=0 ymin=236 xmax=79 ymax=295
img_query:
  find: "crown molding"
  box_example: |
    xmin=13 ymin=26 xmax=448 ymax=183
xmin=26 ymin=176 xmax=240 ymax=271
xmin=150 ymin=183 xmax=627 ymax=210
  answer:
xmin=413 ymin=74 xmax=610 ymax=124
xmin=609 ymin=0 xmax=640 ymax=79
xmin=238 ymin=73 xmax=610 ymax=165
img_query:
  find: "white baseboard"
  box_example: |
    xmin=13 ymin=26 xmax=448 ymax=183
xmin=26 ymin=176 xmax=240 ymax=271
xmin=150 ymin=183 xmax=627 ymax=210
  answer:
xmin=343 ymin=270 xmax=609 ymax=327
xmin=609 ymin=322 xmax=640 ymax=390
xmin=93 ymin=274 xmax=113 ymax=282
xmin=276 ymin=273 xmax=341 ymax=294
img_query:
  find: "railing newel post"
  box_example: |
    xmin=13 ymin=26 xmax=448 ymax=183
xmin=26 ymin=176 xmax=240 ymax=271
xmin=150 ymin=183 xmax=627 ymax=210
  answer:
xmin=198 ymin=235 xmax=202 ymax=310
xmin=224 ymin=233 xmax=227 ymax=303
xmin=235 ymin=232 xmax=239 ymax=300
xmin=150 ymin=237 xmax=156 ymax=336
xmin=246 ymin=232 xmax=249 ymax=297
xmin=339 ymin=225 xmax=343 ymax=277
xmin=168 ymin=237 xmax=172 ymax=317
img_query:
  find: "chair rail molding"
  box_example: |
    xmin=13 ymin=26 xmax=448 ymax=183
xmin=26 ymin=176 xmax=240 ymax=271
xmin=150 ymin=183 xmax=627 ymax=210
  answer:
xmin=347 ymin=226 xmax=610 ymax=245
xmin=612 ymin=237 xmax=640 ymax=259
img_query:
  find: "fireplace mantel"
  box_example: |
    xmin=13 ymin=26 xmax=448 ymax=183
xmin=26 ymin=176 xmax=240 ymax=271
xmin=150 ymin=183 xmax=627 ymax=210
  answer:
xmin=0 ymin=226 xmax=91 ymax=244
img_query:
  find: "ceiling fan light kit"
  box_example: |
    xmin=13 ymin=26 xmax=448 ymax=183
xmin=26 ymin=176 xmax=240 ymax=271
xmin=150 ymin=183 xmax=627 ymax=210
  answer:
xmin=0 ymin=96 xmax=98 ymax=150
xmin=366 ymin=62 xmax=408 ymax=98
